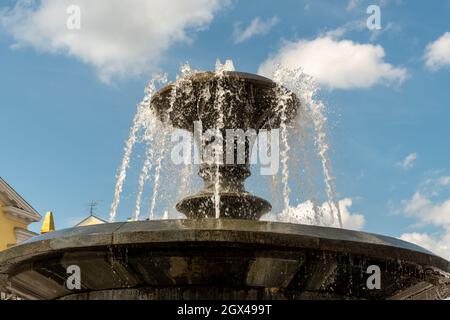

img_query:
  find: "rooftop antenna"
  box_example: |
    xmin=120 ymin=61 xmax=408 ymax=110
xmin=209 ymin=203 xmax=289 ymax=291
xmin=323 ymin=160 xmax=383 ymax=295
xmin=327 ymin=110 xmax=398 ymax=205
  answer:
xmin=87 ymin=200 xmax=102 ymax=216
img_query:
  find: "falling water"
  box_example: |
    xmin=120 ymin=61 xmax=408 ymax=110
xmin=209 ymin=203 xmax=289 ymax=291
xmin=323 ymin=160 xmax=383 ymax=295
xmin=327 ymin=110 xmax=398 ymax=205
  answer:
xmin=294 ymin=118 xmax=322 ymax=225
xmin=148 ymin=132 xmax=167 ymax=220
xmin=132 ymin=110 xmax=161 ymax=221
xmin=272 ymin=66 xmax=342 ymax=227
xmin=273 ymin=84 xmax=292 ymax=214
xmin=175 ymin=64 xmax=197 ymax=203
xmin=212 ymin=59 xmax=235 ymax=218
xmin=109 ymin=74 xmax=167 ymax=222
xmin=147 ymin=73 xmax=184 ymax=220
xmin=178 ymin=161 xmax=193 ymax=200
xmin=133 ymin=135 xmax=153 ymax=221
xmin=300 ymin=75 xmax=343 ymax=228
xmin=146 ymin=64 xmax=197 ymax=220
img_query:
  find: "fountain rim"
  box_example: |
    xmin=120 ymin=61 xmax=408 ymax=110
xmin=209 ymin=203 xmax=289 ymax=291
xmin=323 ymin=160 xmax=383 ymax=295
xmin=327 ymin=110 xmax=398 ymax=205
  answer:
xmin=151 ymin=71 xmax=278 ymax=99
xmin=1 ymin=219 xmax=449 ymax=274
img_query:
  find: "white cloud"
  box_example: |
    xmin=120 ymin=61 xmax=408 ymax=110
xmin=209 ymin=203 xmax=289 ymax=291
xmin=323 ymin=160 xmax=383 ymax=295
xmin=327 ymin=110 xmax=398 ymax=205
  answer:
xmin=404 ymin=192 xmax=430 ymax=215
xmin=425 ymin=198 xmax=450 ymax=226
xmin=233 ymin=16 xmax=278 ymax=44
xmin=258 ymin=36 xmax=407 ymax=89
xmin=0 ymin=0 xmax=225 ymax=82
xmin=396 ymin=152 xmax=418 ymax=170
xmin=340 ymin=198 xmax=366 ymax=230
xmin=400 ymin=184 xmax=450 ymax=260
xmin=401 ymin=232 xmax=450 ymax=260
xmin=403 ymin=191 xmax=450 ymax=227
xmin=425 ymin=32 xmax=450 ymax=71
xmin=265 ymin=198 xmax=365 ymax=231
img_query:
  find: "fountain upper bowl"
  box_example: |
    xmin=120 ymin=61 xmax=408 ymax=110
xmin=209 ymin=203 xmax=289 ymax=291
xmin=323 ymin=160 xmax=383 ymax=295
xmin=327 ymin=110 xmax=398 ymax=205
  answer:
xmin=150 ymin=71 xmax=300 ymax=132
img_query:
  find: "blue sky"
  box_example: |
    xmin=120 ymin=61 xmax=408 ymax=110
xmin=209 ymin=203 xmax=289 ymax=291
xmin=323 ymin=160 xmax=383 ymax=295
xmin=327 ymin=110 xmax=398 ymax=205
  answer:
xmin=1 ymin=0 xmax=450 ymax=258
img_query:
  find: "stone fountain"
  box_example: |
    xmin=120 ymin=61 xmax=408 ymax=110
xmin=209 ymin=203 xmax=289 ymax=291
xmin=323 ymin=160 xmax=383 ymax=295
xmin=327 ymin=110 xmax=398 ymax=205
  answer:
xmin=0 ymin=71 xmax=449 ymax=300
xmin=151 ymin=71 xmax=298 ymax=219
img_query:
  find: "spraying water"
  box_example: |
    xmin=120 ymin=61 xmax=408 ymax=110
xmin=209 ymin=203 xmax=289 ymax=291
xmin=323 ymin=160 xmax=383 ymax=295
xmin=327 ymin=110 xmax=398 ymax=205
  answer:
xmin=147 ymin=71 xmax=188 ymax=220
xmin=133 ymin=126 xmax=155 ymax=221
xmin=269 ymin=66 xmax=343 ymax=227
xmin=148 ymin=131 xmax=167 ymax=220
xmin=211 ymin=59 xmax=235 ymax=218
xmin=109 ymin=74 xmax=167 ymax=222
xmin=297 ymin=73 xmax=343 ymax=227
xmin=273 ymin=84 xmax=292 ymax=214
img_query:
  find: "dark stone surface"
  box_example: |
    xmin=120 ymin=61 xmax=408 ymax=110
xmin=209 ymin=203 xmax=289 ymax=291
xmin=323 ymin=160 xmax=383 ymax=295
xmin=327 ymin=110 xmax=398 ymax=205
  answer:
xmin=0 ymin=219 xmax=449 ymax=300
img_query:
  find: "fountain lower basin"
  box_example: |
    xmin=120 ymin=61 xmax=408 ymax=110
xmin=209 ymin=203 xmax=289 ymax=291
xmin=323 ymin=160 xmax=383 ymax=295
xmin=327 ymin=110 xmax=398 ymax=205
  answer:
xmin=1 ymin=219 xmax=449 ymax=300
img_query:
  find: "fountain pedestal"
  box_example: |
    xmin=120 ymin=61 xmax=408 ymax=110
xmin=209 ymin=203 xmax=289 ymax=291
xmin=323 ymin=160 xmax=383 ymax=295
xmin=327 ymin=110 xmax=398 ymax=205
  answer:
xmin=176 ymin=165 xmax=271 ymax=219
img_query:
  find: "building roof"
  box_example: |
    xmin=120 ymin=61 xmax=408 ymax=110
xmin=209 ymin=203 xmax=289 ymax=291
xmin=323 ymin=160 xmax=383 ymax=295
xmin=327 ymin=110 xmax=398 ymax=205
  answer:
xmin=15 ymin=227 xmax=38 ymax=244
xmin=0 ymin=177 xmax=41 ymax=223
xmin=75 ymin=215 xmax=107 ymax=227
